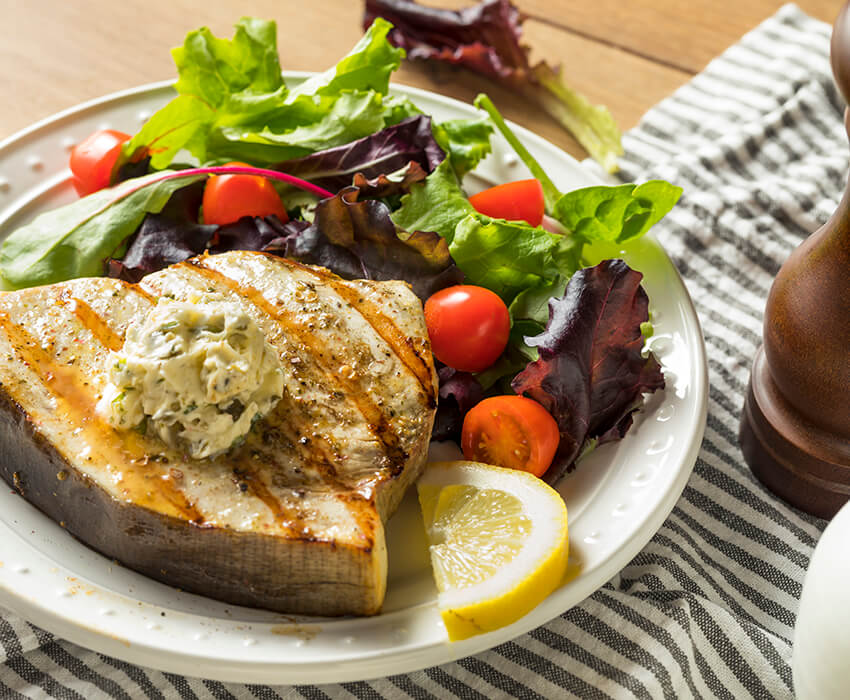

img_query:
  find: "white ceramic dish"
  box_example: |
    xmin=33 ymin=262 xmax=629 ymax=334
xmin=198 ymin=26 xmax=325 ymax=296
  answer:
xmin=0 ymin=77 xmax=708 ymax=684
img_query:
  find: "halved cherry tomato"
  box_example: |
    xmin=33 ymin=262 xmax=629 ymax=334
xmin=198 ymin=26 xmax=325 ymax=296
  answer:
xmin=202 ymin=162 xmax=288 ymax=226
xmin=424 ymin=285 xmax=510 ymax=372
xmin=468 ymin=178 xmax=545 ymax=227
xmin=69 ymin=129 xmax=131 ymax=197
xmin=462 ymin=395 xmax=560 ymax=477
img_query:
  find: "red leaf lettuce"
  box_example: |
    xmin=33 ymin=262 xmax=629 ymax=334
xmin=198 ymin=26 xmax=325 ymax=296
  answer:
xmin=273 ymin=115 xmax=445 ymax=193
xmin=363 ymin=0 xmax=623 ymax=171
xmin=511 ymin=259 xmax=665 ymax=482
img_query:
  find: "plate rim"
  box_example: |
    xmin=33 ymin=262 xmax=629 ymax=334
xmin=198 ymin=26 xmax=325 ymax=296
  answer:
xmin=0 ymin=76 xmax=708 ymax=684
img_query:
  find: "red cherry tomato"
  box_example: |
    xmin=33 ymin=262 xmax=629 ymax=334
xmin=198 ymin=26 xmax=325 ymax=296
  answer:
xmin=202 ymin=162 xmax=288 ymax=226
xmin=468 ymin=179 xmax=545 ymax=227
xmin=461 ymin=395 xmax=560 ymax=477
xmin=69 ymin=129 xmax=131 ymax=197
xmin=424 ymin=285 xmax=510 ymax=372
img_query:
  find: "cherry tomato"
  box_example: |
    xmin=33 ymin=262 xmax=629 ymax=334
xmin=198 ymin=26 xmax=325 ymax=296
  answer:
xmin=69 ymin=129 xmax=131 ymax=197
xmin=462 ymin=395 xmax=560 ymax=477
xmin=202 ymin=162 xmax=288 ymax=226
xmin=424 ymin=285 xmax=510 ymax=372
xmin=468 ymin=179 xmax=545 ymax=227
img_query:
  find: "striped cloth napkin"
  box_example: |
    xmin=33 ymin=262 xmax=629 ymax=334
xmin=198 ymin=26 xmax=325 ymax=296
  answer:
xmin=0 ymin=4 xmax=845 ymax=698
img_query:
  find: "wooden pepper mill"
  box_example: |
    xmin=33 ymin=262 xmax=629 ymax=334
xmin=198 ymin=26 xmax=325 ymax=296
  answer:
xmin=739 ymin=2 xmax=850 ymax=520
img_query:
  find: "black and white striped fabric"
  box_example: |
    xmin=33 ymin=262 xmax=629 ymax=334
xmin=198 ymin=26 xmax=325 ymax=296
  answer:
xmin=0 ymin=5 xmax=844 ymax=698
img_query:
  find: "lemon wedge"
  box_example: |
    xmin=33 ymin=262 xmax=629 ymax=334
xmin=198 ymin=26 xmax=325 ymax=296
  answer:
xmin=417 ymin=460 xmax=569 ymax=641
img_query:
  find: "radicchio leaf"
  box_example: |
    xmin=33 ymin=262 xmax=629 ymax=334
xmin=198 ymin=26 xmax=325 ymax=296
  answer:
xmin=213 ymin=187 xmax=464 ymax=301
xmin=432 ymin=366 xmax=484 ymax=442
xmin=363 ymin=0 xmax=622 ymax=171
xmin=274 ymin=115 xmax=445 ymax=193
xmin=511 ymin=259 xmax=665 ymax=483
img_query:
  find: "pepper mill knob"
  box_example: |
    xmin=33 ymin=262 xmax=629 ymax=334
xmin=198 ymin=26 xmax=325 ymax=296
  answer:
xmin=739 ymin=2 xmax=850 ymax=519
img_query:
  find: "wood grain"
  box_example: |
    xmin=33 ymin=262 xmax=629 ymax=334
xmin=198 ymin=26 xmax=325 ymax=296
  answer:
xmin=0 ymin=0 xmax=839 ymax=163
xmin=519 ymin=0 xmax=842 ymax=73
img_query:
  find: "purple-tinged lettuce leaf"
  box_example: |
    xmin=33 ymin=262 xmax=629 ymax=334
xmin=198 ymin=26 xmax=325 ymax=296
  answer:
xmin=511 ymin=259 xmax=665 ymax=483
xmin=108 ymin=216 xmax=217 ymax=283
xmin=108 ymin=183 xmax=216 ymax=282
xmin=432 ymin=366 xmax=485 ymax=442
xmin=352 ymin=161 xmax=428 ymax=198
xmin=214 ymin=187 xmax=464 ymax=301
xmin=365 ymin=0 xmax=527 ymax=78
xmin=363 ymin=0 xmax=622 ymax=172
xmin=211 ymin=216 xmax=304 ymax=254
xmin=273 ymin=115 xmax=445 ymax=193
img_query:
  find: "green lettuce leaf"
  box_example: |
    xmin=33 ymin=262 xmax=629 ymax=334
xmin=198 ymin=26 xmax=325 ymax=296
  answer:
xmin=286 ymin=17 xmax=403 ymax=100
xmin=0 ymin=171 xmax=206 ymax=289
xmin=172 ymin=16 xmax=284 ymax=106
xmin=381 ymin=94 xmax=424 ymax=125
xmin=448 ymin=214 xmax=581 ymax=305
xmin=529 ymin=63 xmax=623 ymax=174
xmin=432 ymin=117 xmax=494 ymax=178
xmin=213 ymin=90 xmax=389 ymax=163
xmin=125 ymin=96 xmax=215 ymax=169
xmin=392 ymin=159 xmax=474 ymax=242
xmin=122 ymin=18 xmax=407 ymax=170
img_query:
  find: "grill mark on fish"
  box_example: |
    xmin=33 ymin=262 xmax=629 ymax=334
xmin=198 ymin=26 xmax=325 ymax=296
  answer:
xmin=130 ymin=285 xmax=157 ymax=303
xmin=336 ymin=491 xmax=377 ymax=550
xmin=57 ymin=292 xmax=124 ymax=352
xmin=256 ymin=413 xmax=342 ymax=487
xmin=285 ymin=260 xmax=436 ymax=407
xmin=182 ymin=259 xmax=409 ymax=470
xmin=139 ymin=268 xmax=351 ymax=488
xmin=232 ymin=458 xmax=294 ymax=531
xmin=0 ymin=311 xmax=203 ymax=524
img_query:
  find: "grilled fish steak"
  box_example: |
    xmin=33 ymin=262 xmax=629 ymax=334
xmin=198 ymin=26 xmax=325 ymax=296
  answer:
xmin=0 ymin=251 xmax=437 ymax=615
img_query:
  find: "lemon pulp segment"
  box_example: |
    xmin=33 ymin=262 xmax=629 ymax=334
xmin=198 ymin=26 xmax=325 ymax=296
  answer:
xmin=417 ymin=461 xmax=569 ymax=641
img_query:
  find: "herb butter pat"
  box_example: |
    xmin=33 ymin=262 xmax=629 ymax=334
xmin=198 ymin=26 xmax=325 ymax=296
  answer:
xmin=99 ymin=298 xmax=284 ymax=458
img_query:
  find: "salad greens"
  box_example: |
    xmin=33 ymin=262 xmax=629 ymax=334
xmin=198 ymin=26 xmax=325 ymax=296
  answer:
xmin=0 ymin=15 xmax=682 ymax=479
xmin=122 ymin=17 xmax=409 ymax=169
xmin=363 ymin=0 xmax=624 ymax=172
xmin=513 ymin=260 xmax=666 ymax=482
xmin=274 ymin=115 xmax=446 ymax=194
xmin=0 ymin=171 xmax=206 ymax=289
xmin=475 ymin=94 xmax=683 ymax=249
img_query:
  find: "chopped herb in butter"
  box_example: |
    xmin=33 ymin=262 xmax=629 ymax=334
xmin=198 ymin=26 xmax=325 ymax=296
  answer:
xmin=98 ymin=298 xmax=284 ymax=459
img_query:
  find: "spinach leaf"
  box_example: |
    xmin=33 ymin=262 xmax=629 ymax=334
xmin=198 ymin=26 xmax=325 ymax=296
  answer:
xmin=554 ymin=181 xmax=683 ymax=245
xmin=0 ymin=171 xmax=206 ymax=289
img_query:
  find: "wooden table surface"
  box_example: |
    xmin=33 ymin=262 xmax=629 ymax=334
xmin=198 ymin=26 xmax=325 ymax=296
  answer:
xmin=0 ymin=0 xmax=843 ymax=163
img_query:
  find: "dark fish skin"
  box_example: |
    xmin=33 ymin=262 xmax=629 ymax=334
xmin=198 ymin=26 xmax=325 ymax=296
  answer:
xmin=0 ymin=251 xmax=438 ymax=616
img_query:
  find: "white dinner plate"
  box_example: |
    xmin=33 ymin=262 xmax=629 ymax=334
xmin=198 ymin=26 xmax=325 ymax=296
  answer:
xmin=0 ymin=77 xmax=708 ymax=684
